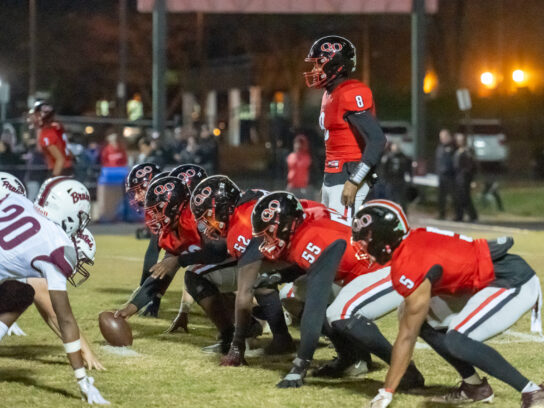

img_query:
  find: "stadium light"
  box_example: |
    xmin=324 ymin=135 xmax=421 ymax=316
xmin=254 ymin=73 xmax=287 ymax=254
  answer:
xmin=512 ymin=69 xmax=526 ymax=84
xmin=480 ymin=72 xmax=497 ymax=88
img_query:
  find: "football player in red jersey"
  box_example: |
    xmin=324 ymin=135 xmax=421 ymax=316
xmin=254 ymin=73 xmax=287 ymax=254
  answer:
xmin=190 ymin=176 xmax=296 ymax=355
xmin=352 ymin=200 xmax=544 ymax=408
xmin=223 ymin=192 xmax=424 ymax=389
xmin=304 ymin=36 xmax=386 ymax=219
xmin=28 ymin=101 xmax=73 ymax=177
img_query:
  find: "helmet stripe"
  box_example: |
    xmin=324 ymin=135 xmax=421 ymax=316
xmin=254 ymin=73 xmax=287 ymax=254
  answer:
xmin=37 ymin=176 xmax=72 ymax=207
xmin=362 ymin=199 xmax=409 ymax=233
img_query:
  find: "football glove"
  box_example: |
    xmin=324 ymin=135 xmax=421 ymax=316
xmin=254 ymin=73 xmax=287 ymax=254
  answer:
xmin=140 ymin=296 xmax=161 ymax=318
xmin=164 ymin=312 xmax=189 ymax=333
xmin=78 ymin=376 xmax=110 ymax=405
xmin=369 ymin=388 xmax=393 ymax=408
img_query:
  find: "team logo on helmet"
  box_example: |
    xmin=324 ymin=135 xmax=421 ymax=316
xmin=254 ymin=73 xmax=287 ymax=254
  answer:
xmin=320 ymin=42 xmax=343 ymax=53
xmin=261 ymin=199 xmax=281 ymax=222
xmin=135 ymin=165 xmax=154 ymax=179
xmin=71 ymin=191 xmax=90 ymax=204
xmin=352 ymin=214 xmax=373 ymax=232
xmin=153 ymin=182 xmax=175 ymax=195
xmin=3 ymin=180 xmax=23 ymax=194
xmin=193 ymin=186 xmax=212 ymax=206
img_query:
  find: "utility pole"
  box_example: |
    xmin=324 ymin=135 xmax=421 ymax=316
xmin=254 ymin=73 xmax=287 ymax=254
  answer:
xmin=411 ymin=0 xmax=426 ymax=165
xmin=29 ymin=0 xmax=37 ymax=105
xmin=152 ymin=0 xmax=167 ymax=138
xmin=118 ymin=0 xmax=128 ymax=117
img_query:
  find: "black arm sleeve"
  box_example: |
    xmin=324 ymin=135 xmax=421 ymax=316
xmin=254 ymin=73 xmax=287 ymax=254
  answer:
xmin=237 ymin=237 xmax=264 ymax=268
xmin=425 ymin=264 xmax=443 ymax=284
xmin=176 ymin=239 xmax=229 ymax=267
xmin=345 ymin=110 xmax=386 ymax=169
xmin=297 ymin=239 xmax=347 ymax=361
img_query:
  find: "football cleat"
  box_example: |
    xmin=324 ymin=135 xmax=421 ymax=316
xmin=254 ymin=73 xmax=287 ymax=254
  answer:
xmin=431 ymin=378 xmax=494 ymax=404
xmin=521 ymin=384 xmax=544 ymax=408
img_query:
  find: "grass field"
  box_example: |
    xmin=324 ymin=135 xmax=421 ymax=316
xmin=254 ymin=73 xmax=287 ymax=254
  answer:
xmin=1 ymin=222 xmax=544 ymax=408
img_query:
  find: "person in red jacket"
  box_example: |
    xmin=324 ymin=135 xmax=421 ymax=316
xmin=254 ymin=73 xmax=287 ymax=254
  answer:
xmin=286 ymin=134 xmax=312 ymax=198
xmin=352 ymin=200 xmax=544 ymax=408
xmin=100 ymin=133 xmax=128 ymax=167
xmin=28 ymin=101 xmax=73 ymax=177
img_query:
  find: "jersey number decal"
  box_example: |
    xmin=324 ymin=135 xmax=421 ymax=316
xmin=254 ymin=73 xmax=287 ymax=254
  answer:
xmin=233 ymin=235 xmax=250 ymax=253
xmin=301 ymin=242 xmax=321 ymax=264
xmin=355 ymin=95 xmax=364 ymax=108
xmin=0 ymin=204 xmax=41 ymax=250
xmin=319 ymin=112 xmax=330 ymax=142
xmin=399 ymin=275 xmax=414 ymax=289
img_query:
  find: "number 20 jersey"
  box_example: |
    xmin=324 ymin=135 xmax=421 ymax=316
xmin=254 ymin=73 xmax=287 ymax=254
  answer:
xmin=0 ymin=193 xmax=75 ymax=286
xmin=320 ymin=79 xmax=376 ymax=173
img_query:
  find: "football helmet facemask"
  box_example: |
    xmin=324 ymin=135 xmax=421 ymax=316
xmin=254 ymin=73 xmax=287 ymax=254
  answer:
xmin=0 ymin=172 xmax=26 ymax=199
xmin=34 ymin=177 xmax=91 ymax=237
xmin=351 ymin=200 xmax=409 ymax=265
xmin=71 ymin=228 xmax=96 ymax=286
xmin=304 ymin=35 xmax=356 ymax=89
xmin=125 ymin=163 xmax=162 ymax=209
xmin=144 ymin=176 xmax=190 ymax=235
xmin=27 ymin=100 xmax=55 ymax=129
xmin=169 ymin=164 xmax=208 ymax=193
xmin=190 ymin=175 xmax=241 ymax=240
xmin=251 ymin=192 xmax=304 ymax=260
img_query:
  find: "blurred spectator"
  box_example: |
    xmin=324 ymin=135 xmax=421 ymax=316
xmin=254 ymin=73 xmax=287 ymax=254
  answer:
xmin=197 ymin=125 xmax=218 ymax=174
xmin=137 ymin=137 xmax=165 ymax=167
xmin=100 ymin=133 xmax=128 ymax=167
xmin=286 ymin=134 xmax=312 ymax=199
xmin=435 ymin=128 xmax=456 ymax=220
xmin=28 ymin=101 xmax=73 ymax=177
xmin=1 ymin=123 xmax=18 ymax=152
xmin=96 ymin=96 xmax=111 ymax=117
xmin=382 ymin=142 xmax=412 ymax=212
xmin=0 ymin=140 xmax=23 ymax=171
xmin=453 ymin=133 xmax=478 ymax=222
xmin=127 ymin=93 xmax=143 ymax=121
xmin=179 ymin=135 xmax=200 ymax=164
xmin=22 ymin=137 xmax=48 ymax=200
xmin=171 ymin=126 xmax=189 ymax=162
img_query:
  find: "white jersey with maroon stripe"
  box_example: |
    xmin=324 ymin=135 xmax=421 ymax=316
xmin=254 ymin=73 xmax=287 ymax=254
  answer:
xmin=0 ymin=193 xmax=76 ymax=290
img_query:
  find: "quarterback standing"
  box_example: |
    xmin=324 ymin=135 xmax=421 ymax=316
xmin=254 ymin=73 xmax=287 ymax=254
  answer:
xmin=304 ymin=35 xmax=386 ymax=218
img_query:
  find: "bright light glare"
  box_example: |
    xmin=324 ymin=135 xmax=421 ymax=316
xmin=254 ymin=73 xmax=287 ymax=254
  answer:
xmin=480 ymin=72 xmax=496 ymax=88
xmin=84 ymin=126 xmax=94 ymax=134
xmin=512 ymin=69 xmax=525 ymax=83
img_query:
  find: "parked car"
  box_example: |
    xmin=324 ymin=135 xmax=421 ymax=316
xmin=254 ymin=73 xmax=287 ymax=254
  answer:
xmin=380 ymin=121 xmax=414 ymax=158
xmin=457 ymin=119 xmax=509 ymax=164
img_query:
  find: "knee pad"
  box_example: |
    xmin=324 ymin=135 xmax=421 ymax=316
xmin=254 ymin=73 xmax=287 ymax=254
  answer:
xmin=184 ymin=271 xmax=219 ymax=303
xmin=0 ymin=281 xmax=35 ymax=314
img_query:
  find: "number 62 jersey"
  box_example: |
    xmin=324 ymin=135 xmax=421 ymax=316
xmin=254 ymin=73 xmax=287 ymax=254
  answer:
xmin=0 ymin=193 xmax=77 ymax=291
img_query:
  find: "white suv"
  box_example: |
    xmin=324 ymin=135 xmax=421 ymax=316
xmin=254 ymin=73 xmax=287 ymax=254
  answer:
xmin=380 ymin=121 xmax=414 ymax=158
xmin=457 ymin=119 xmax=509 ymax=164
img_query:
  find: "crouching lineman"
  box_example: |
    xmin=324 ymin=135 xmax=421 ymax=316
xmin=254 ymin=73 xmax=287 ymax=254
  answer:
xmin=0 ymin=176 xmax=109 ymax=404
xmin=225 ymin=191 xmax=423 ymax=389
xmin=353 ymin=200 xmax=544 ymax=408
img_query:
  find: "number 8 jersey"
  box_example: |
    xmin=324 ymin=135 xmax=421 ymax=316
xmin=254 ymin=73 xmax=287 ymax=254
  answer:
xmin=0 ymin=193 xmax=76 ymax=290
xmin=320 ymin=79 xmax=376 ymax=173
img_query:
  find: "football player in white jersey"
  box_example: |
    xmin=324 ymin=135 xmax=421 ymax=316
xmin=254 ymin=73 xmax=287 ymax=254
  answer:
xmin=0 ymin=177 xmax=109 ymax=404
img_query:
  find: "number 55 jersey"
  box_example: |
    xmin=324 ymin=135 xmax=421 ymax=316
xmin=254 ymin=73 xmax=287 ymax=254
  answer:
xmin=0 ymin=193 xmax=76 ymax=291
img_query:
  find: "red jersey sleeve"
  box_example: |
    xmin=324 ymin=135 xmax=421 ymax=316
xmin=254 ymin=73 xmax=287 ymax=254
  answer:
xmin=340 ymin=83 xmax=374 ymax=116
xmin=390 ymin=264 xmax=426 ymax=297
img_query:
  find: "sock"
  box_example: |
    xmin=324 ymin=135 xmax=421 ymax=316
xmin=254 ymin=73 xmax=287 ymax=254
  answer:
xmin=522 ymin=381 xmax=541 ymax=394
xmin=464 ymin=372 xmax=483 ymax=385
xmin=255 ymin=291 xmax=289 ymax=337
xmin=0 ymin=321 xmax=8 ymax=341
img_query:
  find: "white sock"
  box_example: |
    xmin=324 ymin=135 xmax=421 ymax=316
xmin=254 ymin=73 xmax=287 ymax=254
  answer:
xmin=0 ymin=321 xmax=8 ymax=341
xmin=463 ymin=372 xmax=483 ymax=385
xmin=522 ymin=381 xmax=541 ymax=393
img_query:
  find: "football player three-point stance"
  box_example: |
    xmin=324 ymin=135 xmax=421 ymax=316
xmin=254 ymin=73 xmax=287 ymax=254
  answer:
xmin=352 ymin=200 xmax=544 ymax=408
xmin=304 ymin=35 xmax=386 ymax=219
xmin=0 ymin=175 xmax=109 ymax=404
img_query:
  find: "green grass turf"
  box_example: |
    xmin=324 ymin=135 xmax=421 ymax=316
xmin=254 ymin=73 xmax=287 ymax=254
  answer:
xmin=1 ymin=227 xmax=544 ymax=408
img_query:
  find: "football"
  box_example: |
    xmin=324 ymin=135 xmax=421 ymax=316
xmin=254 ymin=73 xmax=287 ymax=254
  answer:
xmin=98 ymin=311 xmax=133 ymax=347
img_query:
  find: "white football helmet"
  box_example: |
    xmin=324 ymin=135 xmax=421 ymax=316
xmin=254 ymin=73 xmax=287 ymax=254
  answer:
xmin=0 ymin=172 xmax=26 ymax=199
xmin=34 ymin=177 xmax=91 ymax=237
xmin=71 ymin=228 xmax=96 ymax=286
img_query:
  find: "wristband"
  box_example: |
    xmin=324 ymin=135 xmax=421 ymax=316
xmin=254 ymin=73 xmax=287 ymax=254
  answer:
xmin=180 ymin=302 xmax=191 ymax=314
xmin=74 ymin=367 xmax=86 ymax=380
xmin=63 ymin=339 xmax=82 ymax=354
xmin=349 ymin=162 xmax=371 ymax=185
